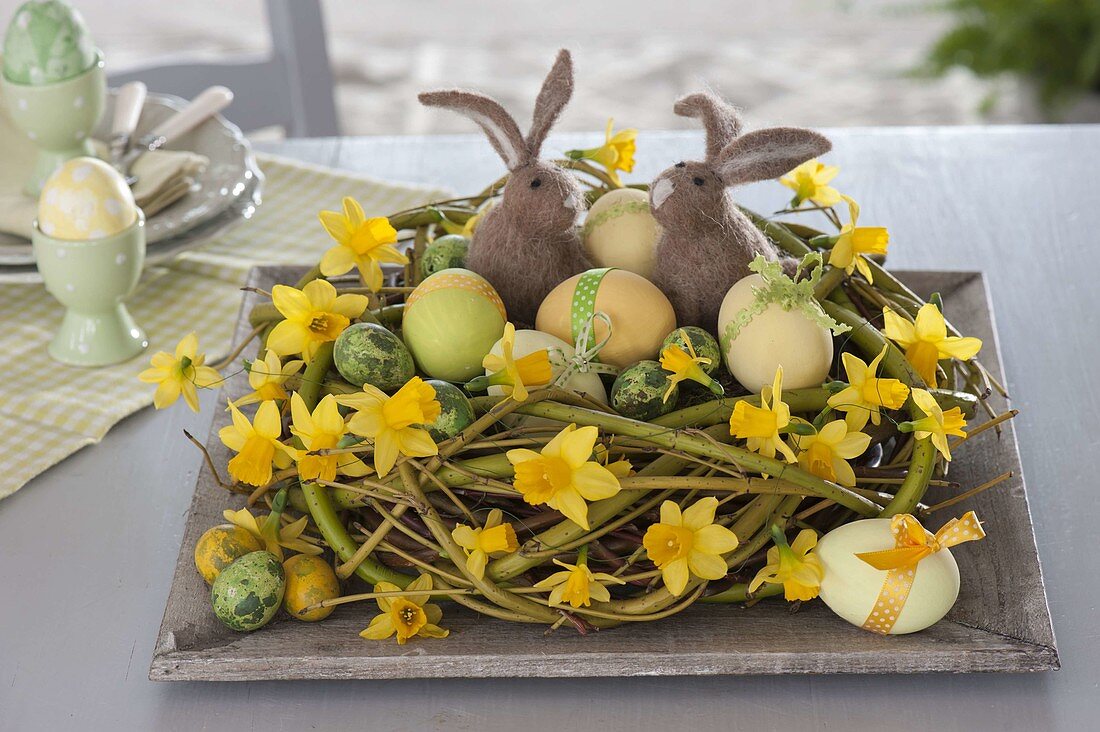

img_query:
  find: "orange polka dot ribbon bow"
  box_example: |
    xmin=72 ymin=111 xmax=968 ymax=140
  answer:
xmin=855 ymin=512 xmax=985 ymax=634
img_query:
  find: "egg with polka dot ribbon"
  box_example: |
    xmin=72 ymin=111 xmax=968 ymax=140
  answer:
xmin=37 ymin=157 xmax=137 ymax=241
xmin=535 ymin=268 xmax=676 ymax=369
xmin=816 ymin=518 xmax=961 ymax=635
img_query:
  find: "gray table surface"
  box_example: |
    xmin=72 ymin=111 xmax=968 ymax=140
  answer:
xmin=1 ymin=127 xmax=1096 ymax=731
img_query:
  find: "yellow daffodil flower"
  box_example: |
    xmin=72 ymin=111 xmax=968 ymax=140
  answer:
xmin=223 ymin=496 xmax=322 ymax=561
xmin=450 ymin=508 xmax=519 ymax=580
xmin=594 ymin=442 xmax=633 ymax=479
xmin=780 ymin=159 xmax=841 ymax=207
xmin=789 ymin=419 xmax=871 ymax=487
xmin=138 ymin=332 xmax=221 ymax=412
xmin=748 ymin=527 xmax=824 ymax=601
xmin=729 ymin=366 xmax=797 ymax=463
xmin=476 ymin=322 xmax=553 ymax=401
xmin=267 ymin=279 xmax=370 ymax=363
xmin=230 ymin=350 xmax=303 ymax=408
xmin=506 ymin=423 xmax=622 ymax=530
xmin=289 ymin=393 xmax=371 ymax=482
xmin=882 ymin=304 xmax=982 ymax=388
xmin=659 ymin=341 xmax=723 ymax=402
xmin=336 ymin=376 xmax=440 ymax=477
xmin=440 ymin=201 xmax=494 ymax=237
xmin=902 ymin=388 xmax=967 ymax=462
xmin=318 ymin=197 xmax=408 ymax=291
xmin=360 ymin=573 xmax=449 ymax=645
xmin=827 ymin=346 xmax=911 ymax=431
xmin=643 ymin=497 xmax=739 ymax=597
xmin=534 ymin=555 xmax=626 ymax=609
xmin=218 ymin=400 xmax=298 ymax=486
xmin=828 ymin=195 xmax=889 ymax=283
xmin=565 ymin=118 xmax=638 ymax=186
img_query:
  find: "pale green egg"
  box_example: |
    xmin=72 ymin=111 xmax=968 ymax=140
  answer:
xmin=3 ymin=1 xmax=97 ymax=86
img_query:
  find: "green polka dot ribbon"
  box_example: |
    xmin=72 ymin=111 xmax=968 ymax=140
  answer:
xmin=571 ymin=267 xmax=614 ymax=347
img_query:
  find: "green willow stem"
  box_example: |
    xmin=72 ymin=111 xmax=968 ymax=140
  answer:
xmin=471 ymin=398 xmax=879 ymax=517
xmin=821 ymin=300 xmax=938 ymax=516
xmin=295 ymin=342 xmax=408 ymax=587
xmin=700 ymin=582 xmax=784 ymax=604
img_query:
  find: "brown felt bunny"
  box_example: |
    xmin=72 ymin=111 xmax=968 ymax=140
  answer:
xmin=649 ymin=91 xmax=832 ymax=331
xmin=419 ymin=49 xmax=591 ymax=325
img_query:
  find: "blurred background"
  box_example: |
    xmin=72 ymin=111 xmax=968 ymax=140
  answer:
xmin=3 ymin=0 xmax=1100 ymax=137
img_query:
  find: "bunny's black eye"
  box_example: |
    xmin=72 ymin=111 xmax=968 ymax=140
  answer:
xmin=692 ymin=176 xmax=705 ymax=186
xmin=675 ymin=162 xmax=686 ymax=168
xmin=530 ymin=178 xmax=542 ymax=189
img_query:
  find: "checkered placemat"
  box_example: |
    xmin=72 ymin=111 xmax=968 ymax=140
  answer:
xmin=0 ymin=153 xmax=448 ymax=500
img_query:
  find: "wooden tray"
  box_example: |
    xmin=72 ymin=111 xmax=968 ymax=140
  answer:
xmin=150 ymin=266 xmax=1058 ymax=681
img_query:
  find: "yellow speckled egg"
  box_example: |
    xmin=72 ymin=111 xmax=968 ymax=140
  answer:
xmin=536 ymin=268 xmax=676 ymax=369
xmin=283 ymin=554 xmax=340 ymax=622
xmin=193 ymin=524 xmax=264 ymax=585
xmin=37 ymin=157 xmax=136 ymax=241
xmin=817 ymin=519 xmax=960 ymax=635
xmin=402 ymin=268 xmax=507 ymax=382
xmin=582 ymin=188 xmax=661 ymax=279
xmin=717 ymin=273 xmax=834 ymax=392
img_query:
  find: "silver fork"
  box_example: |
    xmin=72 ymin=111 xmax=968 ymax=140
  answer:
xmin=108 ymin=81 xmax=147 ymax=185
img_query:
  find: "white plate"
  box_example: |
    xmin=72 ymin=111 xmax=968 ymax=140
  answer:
xmin=0 ymin=88 xmax=257 ymax=265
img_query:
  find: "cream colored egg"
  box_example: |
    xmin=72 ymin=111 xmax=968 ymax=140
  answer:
xmin=487 ymin=329 xmax=607 ymax=428
xmin=582 ymin=188 xmax=661 ymax=279
xmin=717 ymin=273 xmax=833 ymax=392
xmin=817 ymin=519 xmax=961 ymax=635
xmin=535 ymin=268 xmax=676 ymax=369
xmin=37 ymin=157 xmax=136 ymax=241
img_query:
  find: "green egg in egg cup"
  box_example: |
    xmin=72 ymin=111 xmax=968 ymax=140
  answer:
xmin=1 ymin=50 xmax=106 ymax=196
xmin=32 ymin=209 xmax=148 ymax=367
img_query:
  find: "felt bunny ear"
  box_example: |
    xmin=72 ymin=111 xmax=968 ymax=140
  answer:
xmin=418 ymin=90 xmax=529 ymax=170
xmin=526 ymin=49 xmax=574 ymax=158
xmin=675 ymin=91 xmax=744 ymax=163
xmin=715 ymin=127 xmax=832 ymax=186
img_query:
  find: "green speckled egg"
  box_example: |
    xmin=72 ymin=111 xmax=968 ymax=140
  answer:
xmin=3 ymin=1 xmax=97 ymax=85
xmin=211 ymin=551 xmax=285 ymax=632
xmin=333 ymin=322 xmax=415 ymax=392
xmin=423 ymin=379 xmax=475 ymax=441
xmin=611 ymin=360 xmax=678 ymax=421
xmin=661 ymin=327 xmax=722 ymax=376
xmin=420 ymin=235 xmax=469 ymax=278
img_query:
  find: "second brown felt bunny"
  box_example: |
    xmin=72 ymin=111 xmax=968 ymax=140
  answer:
xmin=419 ymin=50 xmax=591 ymax=325
xmin=649 ymin=92 xmax=832 ymax=332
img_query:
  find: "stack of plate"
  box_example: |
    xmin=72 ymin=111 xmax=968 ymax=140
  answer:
xmin=0 ymin=89 xmax=262 ymax=283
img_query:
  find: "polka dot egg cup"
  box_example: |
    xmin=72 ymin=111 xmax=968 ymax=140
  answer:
xmin=0 ymin=50 xmax=105 ymax=196
xmin=32 ymin=210 xmax=148 ymax=366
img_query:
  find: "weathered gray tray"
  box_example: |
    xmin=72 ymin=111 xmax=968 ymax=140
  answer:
xmin=150 ymin=266 xmax=1058 ymax=681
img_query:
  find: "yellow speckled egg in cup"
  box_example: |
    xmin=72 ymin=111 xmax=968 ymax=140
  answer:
xmin=582 ymin=188 xmax=661 ymax=279
xmin=816 ymin=518 xmax=961 ymax=635
xmin=402 ymin=268 xmax=508 ymax=382
xmin=535 ymin=268 xmax=676 ymax=369
xmin=37 ymin=157 xmax=137 ymax=240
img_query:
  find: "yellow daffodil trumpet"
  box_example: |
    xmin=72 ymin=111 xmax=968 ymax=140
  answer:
xmin=319 ymin=196 xmax=408 ymax=291
xmin=659 ymin=341 xmax=724 ymax=402
xmin=565 ymin=118 xmax=638 ymax=186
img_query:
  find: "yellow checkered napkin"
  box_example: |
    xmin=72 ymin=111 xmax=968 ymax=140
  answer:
xmin=0 ymin=153 xmax=449 ymax=500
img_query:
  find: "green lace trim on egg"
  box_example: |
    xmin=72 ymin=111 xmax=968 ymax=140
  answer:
xmin=722 ymin=253 xmax=852 ymax=345
xmin=582 ymin=199 xmax=652 ymax=236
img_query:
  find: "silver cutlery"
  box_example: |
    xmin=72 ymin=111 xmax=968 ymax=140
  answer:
xmin=108 ymin=81 xmax=147 ymax=184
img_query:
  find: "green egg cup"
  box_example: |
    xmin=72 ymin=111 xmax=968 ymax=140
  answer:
xmin=32 ymin=211 xmax=148 ymax=367
xmin=1 ymin=50 xmax=106 ymax=196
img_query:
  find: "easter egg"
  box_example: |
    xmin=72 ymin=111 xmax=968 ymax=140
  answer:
xmin=717 ymin=273 xmax=833 ymax=393
xmin=535 ymin=268 xmax=676 ymax=369
xmin=37 ymin=157 xmax=137 ymax=241
xmin=611 ymin=360 xmax=678 ymax=421
xmin=661 ymin=326 xmax=722 ymax=376
xmin=420 ymin=235 xmax=469 ymax=277
xmin=582 ymin=188 xmax=661 ymax=278
xmin=2 ymin=1 xmax=97 ymax=85
xmin=402 ymin=268 xmax=507 ymax=382
xmin=283 ymin=554 xmax=340 ymax=622
xmin=424 ymin=379 xmax=476 ymax=441
xmin=333 ymin=322 xmax=414 ymax=392
xmin=193 ymin=524 xmax=264 ymax=585
xmin=211 ymin=551 xmax=286 ymax=632
xmin=816 ymin=519 xmax=960 ymax=635
xmin=485 ymin=329 xmax=607 ymax=405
